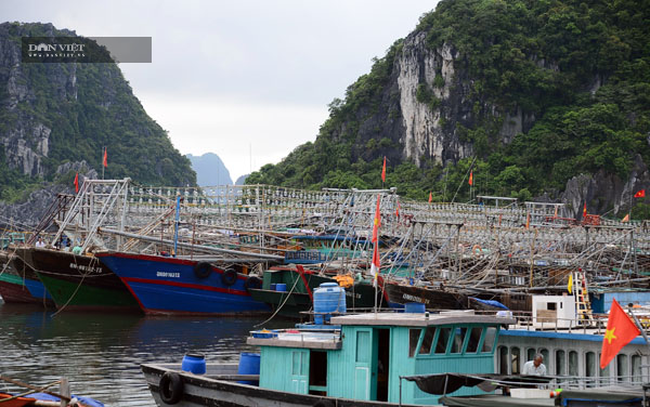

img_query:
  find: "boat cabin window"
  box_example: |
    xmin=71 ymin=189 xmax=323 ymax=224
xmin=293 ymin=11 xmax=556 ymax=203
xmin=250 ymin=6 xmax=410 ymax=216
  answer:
xmin=556 ymin=350 xmax=566 ymax=375
xmin=419 ymin=327 xmax=436 ymax=355
xmin=540 ymin=349 xmax=549 ymax=370
xmin=435 ymin=328 xmax=452 ymax=354
xmin=481 ymin=327 xmax=497 ymax=353
xmin=450 ymin=327 xmax=467 ymax=354
xmin=527 ymin=348 xmax=536 ymax=362
xmin=632 ymin=355 xmax=642 ymax=382
xmin=498 ymin=346 xmax=508 ymax=374
xmin=569 ymin=351 xmax=578 ymax=376
xmin=599 ymin=353 xmax=610 ymax=385
xmin=466 ymin=327 xmax=482 ymax=353
xmin=409 ymin=329 xmax=421 ymax=357
xmin=617 ymin=354 xmax=628 ymax=382
xmin=511 ymin=347 xmax=521 ymax=374
xmin=356 ymin=331 xmax=370 ymax=363
xmin=585 ymin=352 xmax=596 ymax=384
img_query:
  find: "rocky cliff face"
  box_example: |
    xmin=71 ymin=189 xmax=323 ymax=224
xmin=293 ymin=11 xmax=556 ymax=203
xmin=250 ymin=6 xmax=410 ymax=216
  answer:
xmin=0 ymin=22 xmax=195 ymax=187
xmin=0 ymin=24 xmax=78 ymax=177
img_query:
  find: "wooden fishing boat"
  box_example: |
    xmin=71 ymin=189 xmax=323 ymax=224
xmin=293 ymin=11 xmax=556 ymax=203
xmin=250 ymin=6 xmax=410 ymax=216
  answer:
xmin=14 ymin=247 xmax=139 ymax=312
xmin=0 ymin=392 xmax=103 ymax=407
xmin=248 ymin=266 xmax=386 ymax=318
xmin=96 ymin=251 xmax=270 ymax=315
xmin=142 ymin=311 xmax=514 ymax=406
xmin=0 ymin=251 xmax=53 ymax=306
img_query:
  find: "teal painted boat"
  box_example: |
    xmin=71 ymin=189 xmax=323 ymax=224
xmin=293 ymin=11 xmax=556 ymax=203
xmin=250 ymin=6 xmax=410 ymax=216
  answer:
xmin=142 ymin=311 xmax=513 ymax=406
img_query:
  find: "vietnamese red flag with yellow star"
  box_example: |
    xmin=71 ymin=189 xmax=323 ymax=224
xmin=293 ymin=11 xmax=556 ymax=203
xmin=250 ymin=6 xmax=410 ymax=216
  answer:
xmin=381 ymin=156 xmax=386 ymax=183
xmin=600 ymin=299 xmax=640 ymax=369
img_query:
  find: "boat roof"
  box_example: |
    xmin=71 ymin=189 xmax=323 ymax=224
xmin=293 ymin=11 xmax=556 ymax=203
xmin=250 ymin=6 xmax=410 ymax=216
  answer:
xmin=330 ymin=311 xmax=515 ymax=327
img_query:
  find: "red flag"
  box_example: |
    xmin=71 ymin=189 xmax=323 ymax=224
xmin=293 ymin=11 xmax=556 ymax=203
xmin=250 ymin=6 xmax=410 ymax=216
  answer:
xmin=634 ymin=190 xmax=645 ymax=198
xmin=583 ymin=202 xmax=587 ymax=217
xmin=372 ymin=194 xmax=381 ymax=243
xmin=371 ymin=241 xmax=380 ymax=287
xmin=103 ymin=147 xmax=108 ymax=168
xmin=428 ymin=192 xmax=432 ymax=203
xmin=600 ymin=299 xmax=640 ymax=369
xmin=395 ymin=200 xmax=400 ymax=218
xmin=622 ymin=214 xmax=630 ymax=222
xmin=469 ymin=171 xmax=473 ymax=186
xmin=74 ymin=172 xmax=79 ymax=193
xmin=371 ymin=194 xmax=381 ymax=287
xmin=381 ymin=156 xmax=386 ymax=183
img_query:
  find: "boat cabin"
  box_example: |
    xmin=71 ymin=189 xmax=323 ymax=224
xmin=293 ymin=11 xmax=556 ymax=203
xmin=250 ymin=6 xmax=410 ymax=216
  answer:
xmin=247 ymin=312 xmax=513 ymax=405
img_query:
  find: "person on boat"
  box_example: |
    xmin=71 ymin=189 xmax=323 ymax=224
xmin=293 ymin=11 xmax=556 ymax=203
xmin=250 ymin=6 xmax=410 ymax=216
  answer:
xmin=522 ymin=354 xmax=546 ymax=376
xmin=35 ymin=236 xmax=46 ymax=248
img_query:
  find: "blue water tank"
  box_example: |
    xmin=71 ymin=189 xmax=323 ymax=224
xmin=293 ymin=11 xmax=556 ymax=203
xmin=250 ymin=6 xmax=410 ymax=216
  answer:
xmin=238 ymin=352 xmax=260 ymax=385
xmin=313 ymin=282 xmax=346 ymax=324
xmin=181 ymin=352 xmax=206 ymax=374
xmin=275 ymin=283 xmax=287 ymax=292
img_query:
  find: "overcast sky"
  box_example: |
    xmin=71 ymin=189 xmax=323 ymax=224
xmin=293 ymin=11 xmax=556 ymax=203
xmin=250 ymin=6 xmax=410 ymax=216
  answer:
xmin=2 ymin=0 xmax=438 ymax=180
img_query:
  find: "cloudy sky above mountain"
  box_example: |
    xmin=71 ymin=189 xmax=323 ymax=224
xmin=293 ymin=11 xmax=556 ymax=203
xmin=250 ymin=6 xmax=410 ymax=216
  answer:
xmin=2 ymin=0 xmax=437 ymax=180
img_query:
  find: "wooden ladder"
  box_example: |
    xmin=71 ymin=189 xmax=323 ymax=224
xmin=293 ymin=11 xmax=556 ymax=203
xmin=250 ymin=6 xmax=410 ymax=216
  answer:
xmin=574 ymin=270 xmax=594 ymax=326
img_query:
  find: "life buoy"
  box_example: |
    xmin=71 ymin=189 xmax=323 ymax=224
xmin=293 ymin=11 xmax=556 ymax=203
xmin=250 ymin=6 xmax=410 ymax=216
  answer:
xmin=221 ymin=269 xmax=238 ymax=286
xmin=244 ymin=275 xmax=262 ymax=291
xmin=472 ymin=244 xmax=482 ymax=256
xmin=159 ymin=372 xmax=183 ymax=405
xmin=194 ymin=262 xmax=212 ymax=279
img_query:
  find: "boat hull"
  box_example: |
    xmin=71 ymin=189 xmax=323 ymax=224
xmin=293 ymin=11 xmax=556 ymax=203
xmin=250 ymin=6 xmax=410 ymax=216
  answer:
xmin=96 ymin=252 xmax=270 ymax=315
xmin=0 ymin=254 xmax=53 ymax=305
xmin=142 ymin=363 xmax=420 ymax=407
xmin=249 ymin=268 xmax=387 ymax=318
xmin=15 ymin=247 xmax=139 ymax=312
xmin=383 ymin=282 xmax=469 ymax=310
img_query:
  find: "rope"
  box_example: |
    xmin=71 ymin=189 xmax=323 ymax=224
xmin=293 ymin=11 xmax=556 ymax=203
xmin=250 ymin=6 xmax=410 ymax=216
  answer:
xmin=253 ymin=269 xmax=303 ymax=328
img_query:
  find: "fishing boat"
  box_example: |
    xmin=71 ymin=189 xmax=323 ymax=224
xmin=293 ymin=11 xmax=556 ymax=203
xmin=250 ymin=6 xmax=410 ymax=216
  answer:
xmin=248 ymin=266 xmax=386 ymax=318
xmin=0 ymin=392 xmax=103 ymax=407
xmin=0 ymin=375 xmax=104 ymax=407
xmin=142 ymin=307 xmax=514 ymax=406
xmin=496 ymin=294 xmax=650 ymax=383
xmin=380 ymin=279 xmax=472 ymax=310
xmin=95 ymin=251 xmax=271 ymax=315
xmin=13 ymin=247 xmax=139 ymax=312
xmin=0 ymin=250 xmax=53 ymax=306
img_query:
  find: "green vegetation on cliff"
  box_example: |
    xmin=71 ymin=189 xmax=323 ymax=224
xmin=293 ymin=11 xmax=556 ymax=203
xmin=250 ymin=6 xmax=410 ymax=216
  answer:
xmin=0 ymin=23 xmax=195 ymax=201
xmin=248 ymin=0 xmax=650 ymax=205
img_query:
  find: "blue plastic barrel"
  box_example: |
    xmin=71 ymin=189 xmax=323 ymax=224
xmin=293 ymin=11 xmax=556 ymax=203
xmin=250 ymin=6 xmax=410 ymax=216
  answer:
xmin=181 ymin=352 xmax=206 ymax=374
xmin=275 ymin=283 xmax=287 ymax=292
xmin=238 ymin=352 xmax=261 ymax=385
xmin=404 ymin=302 xmax=426 ymax=313
xmin=313 ymin=282 xmax=346 ymax=324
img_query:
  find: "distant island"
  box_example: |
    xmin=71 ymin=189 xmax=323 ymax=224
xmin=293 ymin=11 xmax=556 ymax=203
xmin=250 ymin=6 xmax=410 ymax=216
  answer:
xmin=186 ymin=153 xmax=233 ymax=186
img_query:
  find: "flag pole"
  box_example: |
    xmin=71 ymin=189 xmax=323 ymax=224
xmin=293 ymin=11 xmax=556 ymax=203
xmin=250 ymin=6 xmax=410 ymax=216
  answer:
xmin=102 ymin=146 xmax=105 ymax=180
xmin=626 ymin=304 xmax=650 ymax=347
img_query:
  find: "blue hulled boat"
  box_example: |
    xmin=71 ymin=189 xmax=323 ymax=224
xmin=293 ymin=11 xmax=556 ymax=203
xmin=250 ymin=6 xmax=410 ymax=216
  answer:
xmin=95 ymin=251 xmax=269 ymax=315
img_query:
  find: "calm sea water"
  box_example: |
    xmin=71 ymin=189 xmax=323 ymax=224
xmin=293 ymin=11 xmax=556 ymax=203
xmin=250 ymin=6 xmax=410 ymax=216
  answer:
xmin=0 ymin=302 xmax=287 ymax=406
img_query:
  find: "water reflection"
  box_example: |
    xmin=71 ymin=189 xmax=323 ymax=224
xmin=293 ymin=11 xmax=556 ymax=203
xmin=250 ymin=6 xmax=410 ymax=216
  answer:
xmin=0 ymin=303 xmax=287 ymax=406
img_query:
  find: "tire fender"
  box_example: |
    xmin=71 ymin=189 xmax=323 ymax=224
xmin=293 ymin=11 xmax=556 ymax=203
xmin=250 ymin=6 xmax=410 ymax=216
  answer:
xmin=159 ymin=371 xmax=183 ymax=405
